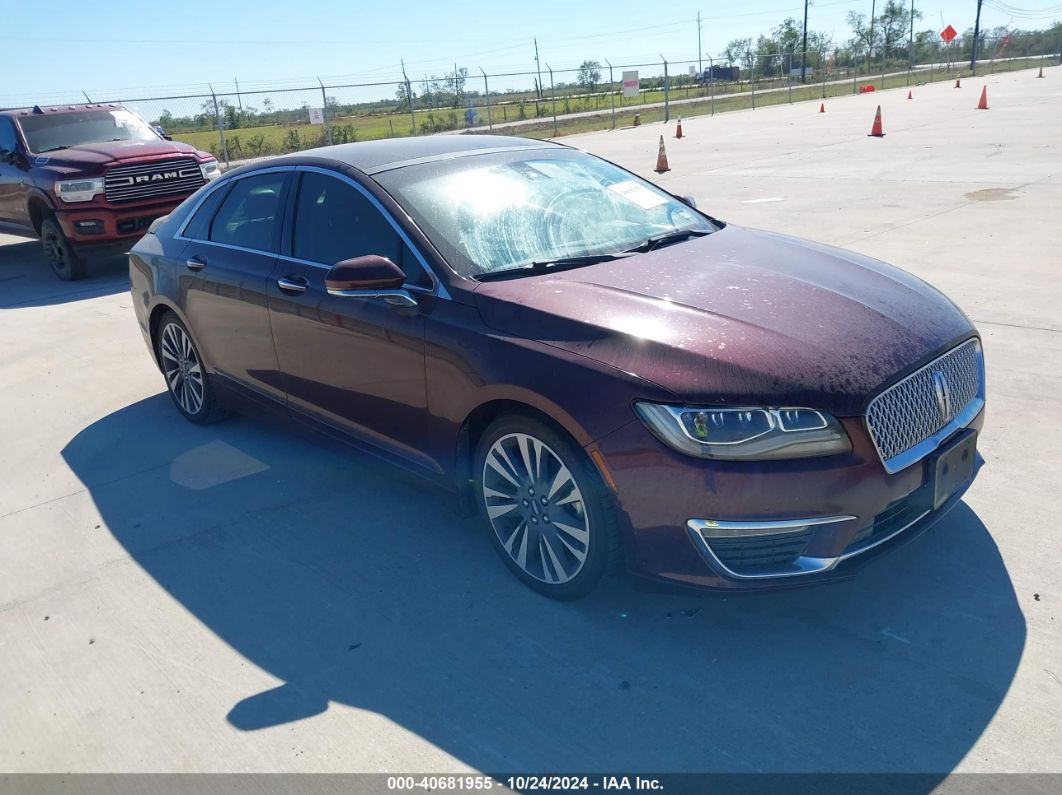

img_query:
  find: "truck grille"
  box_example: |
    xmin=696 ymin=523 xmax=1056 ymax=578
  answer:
xmin=866 ymin=339 xmax=983 ymax=472
xmin=104 ymin=157 xmax=205 ymax=203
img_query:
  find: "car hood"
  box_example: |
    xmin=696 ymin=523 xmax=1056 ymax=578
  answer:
xmin=34 ymin=139 xmax=203 ymax=169
xmin=472 ymin=226 xmax=976 ymax=416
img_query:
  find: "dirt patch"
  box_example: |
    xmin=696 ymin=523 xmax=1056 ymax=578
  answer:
xmin=965 ymin=188 xmax=1020 ymax=202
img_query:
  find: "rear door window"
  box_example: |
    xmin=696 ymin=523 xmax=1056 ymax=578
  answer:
xmin=208 ymin=172 xmax=287 ymax=253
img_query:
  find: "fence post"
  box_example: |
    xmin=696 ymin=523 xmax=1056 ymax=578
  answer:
xmin=660 ymin=55 xmax=669 ymax=122
xmin=479 ymin=68 xmax=493 ymax=131
xmin=789 ymin=53 xmax=793 ymax=103
xmin=605 ymin=59 xmax=616 ymax=129
xmin=209 ymin=85 xmax=229 ymax=166
xmin=317 ymin=78 xmax=333 ymax=146
xmin=821 ymin=50 xmax=828 ymax=98
xmin=547 ymin=64 xmax=558 ymax=137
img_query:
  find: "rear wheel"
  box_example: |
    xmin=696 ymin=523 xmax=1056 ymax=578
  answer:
xmin=156 ymin=312 xmax=225 ymax=425
xmin=40 ymin=216 xmax=86 ymax=281
xmin=475 ymin=415 xmax=620 ymax=600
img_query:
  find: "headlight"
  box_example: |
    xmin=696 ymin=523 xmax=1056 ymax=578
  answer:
xmin=199 ymin=159 xmax=220 ymax=180
xmin=633 ymin=402 xmax=852 ymax=460
xmin=53 ymin=178 xmax=104 ymax=203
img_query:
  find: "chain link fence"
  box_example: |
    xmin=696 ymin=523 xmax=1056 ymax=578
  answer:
xmin=9 ymin=33 xmax=1058 ymax=167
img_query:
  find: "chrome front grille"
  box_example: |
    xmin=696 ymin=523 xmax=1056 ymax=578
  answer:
xmin=866 ymin=339 xmax=984 ymax=473
xmin=104 ymin=157 xmax=204 ymax=203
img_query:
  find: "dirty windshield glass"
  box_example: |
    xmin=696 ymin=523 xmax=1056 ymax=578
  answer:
xmin=16 ymin=109 xmax=161 ymax=153
xmin=377 ymin=153 xmax=714 ymax=278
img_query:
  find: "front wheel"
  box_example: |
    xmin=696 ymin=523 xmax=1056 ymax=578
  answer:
xmin=40 ymin=216 xmax=86 ymax=281
xmin=475 ymin=415 xmax=621 ymax=600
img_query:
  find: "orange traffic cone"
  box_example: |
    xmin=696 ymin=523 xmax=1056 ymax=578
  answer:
xmin=907 ymin=90 xmax=913 ymax=100
xmin=655 ymin=135 xmax=670 ymax=173
xmin=819 ymin=102 xmax=825 ymax=113
xmin=955 ymin=78 xmax=962 ymax=88
xmin=977 ymin=86 xmax=988 ymax=109
xmin=868 ymin=105 xmax=885 ymax=138
xmin=675 ymin=117 xmax=683 ymax=139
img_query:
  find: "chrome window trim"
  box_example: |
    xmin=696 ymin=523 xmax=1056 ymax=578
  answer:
xmin=866 ymin=340 xmax=985 ymax=474
xmin=174 ymin=165 xmax=295 ymax=255
xmin=289 ymin=165 xmax=450 ymax=300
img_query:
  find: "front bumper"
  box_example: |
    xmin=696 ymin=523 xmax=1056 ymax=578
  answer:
xmin=591 ymin=408 xmax=985 ymax=591
xmin=55 ymin=193 xmax=196 ymax=244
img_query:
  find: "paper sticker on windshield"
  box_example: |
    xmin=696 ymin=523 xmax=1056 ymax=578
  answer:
xmin=608 ymin=180 xmax=666 ymax=209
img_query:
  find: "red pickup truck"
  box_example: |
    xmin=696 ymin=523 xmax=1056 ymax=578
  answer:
xmin=0 ymin=103 xmax=219 ymax=280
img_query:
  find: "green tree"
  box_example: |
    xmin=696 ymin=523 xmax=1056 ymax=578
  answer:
xmin=577 ymin=60 xmax=602 ymax=95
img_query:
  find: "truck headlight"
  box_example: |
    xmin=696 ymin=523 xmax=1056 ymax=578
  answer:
xmin=199 ymin=159 xmax=220 ymax=180
xmin=633 ymin=403 xmax=851 ymax=460
xmin=53 ymin=178 xmax=104 ymax=203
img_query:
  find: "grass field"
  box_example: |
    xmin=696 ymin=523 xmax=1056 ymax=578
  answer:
xmin=170 ymin=54 xmax=1052 ymax=161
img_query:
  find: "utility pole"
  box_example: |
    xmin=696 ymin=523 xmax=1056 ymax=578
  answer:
xmin=970 ymin=0 xmax=984 ymax=72
xmin=534 ymin=38 xmax=544 ymax=108
xmin=801 ymin=0 xmax=809 ymax=83
xmin=909 ymin=0 xmax=915 ymax=71
xmin=401 ymin=58 xmax=416 ymax=136
xmin=697 ymin=12 xmax=703 ymax=77
xmin=869 ymin=0 xmax=877 ymax=75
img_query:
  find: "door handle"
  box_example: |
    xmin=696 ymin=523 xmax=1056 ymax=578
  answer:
xmin=277 ymin=275 xmax=309 ymax=295
xmin=186 ymin=255 xmax=207 ymax=271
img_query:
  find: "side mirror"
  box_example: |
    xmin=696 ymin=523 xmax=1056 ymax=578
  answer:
xmin=326 ymin=255 xmax=405 ymax=291
xmin=161 ymin=134 xmax=174 ymax=141
xmin=325 ymin=255 xmax=417 ymax=308
xmin=0 ymin=148 xmax=19 ymax=165
xmin=678 ymin=194 xmax=697 ymax=209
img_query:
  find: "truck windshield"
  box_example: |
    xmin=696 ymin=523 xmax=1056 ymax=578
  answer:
xmin=16 ymin=109 xmax=160 ymax=154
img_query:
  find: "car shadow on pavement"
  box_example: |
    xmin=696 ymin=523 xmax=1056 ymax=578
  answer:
xmin=62 ymin=394 xmax=1024 ymax=778
xmin=0 ymin=238 xmax=128 ymax=309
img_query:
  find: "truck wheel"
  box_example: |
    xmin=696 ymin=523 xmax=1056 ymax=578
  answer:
xmin=40 ymin=216 xmax=87 ymax=281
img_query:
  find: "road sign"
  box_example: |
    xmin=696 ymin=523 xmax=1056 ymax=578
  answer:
xmin=941 ymin=25 xmax=957 ymax=43
xmin=622 ymin=71 xmax=639 ymax=98
xmin=308 ymin=107 xmax=325 ymax=125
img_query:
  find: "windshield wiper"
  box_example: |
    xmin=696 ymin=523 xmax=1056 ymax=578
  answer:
xmin=37 ymin=145 xmax=70 ymax=153
xmin=475 ymin=252 xmax=634 ymax=281
xmin=628 ymin=228 xmax=712 ymax=254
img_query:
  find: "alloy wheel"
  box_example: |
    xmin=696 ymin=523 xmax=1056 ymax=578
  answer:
xmin=481 ymin=432 xmax=590 ymax=585
xmin=160 ymin=322 xmax=205 ymax=416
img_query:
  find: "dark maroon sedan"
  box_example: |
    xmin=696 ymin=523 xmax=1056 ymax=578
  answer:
xmin=129 ymin=135 xmax=985 ymax=599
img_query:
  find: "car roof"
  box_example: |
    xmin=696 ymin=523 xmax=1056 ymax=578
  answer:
xmin=0 ymin=103 xmax=126 ymax=118
xmin=269 ymin=134 xmax=567 ymax=175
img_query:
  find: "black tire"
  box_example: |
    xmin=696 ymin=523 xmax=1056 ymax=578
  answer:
xmin=474 ymin=414 xmax=622 ymax=600
xmin=40 ymin=216 xmax=87 ymax=281
xmin=155 ymin=311 xmax=226 ymax=425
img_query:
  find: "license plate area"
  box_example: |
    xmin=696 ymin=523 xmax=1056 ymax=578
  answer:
xmin=930 ymin=429 xmax=977 ymax=509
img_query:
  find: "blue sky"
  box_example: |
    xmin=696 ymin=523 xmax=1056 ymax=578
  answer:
xmin=1 ymin=0 xmax=1055 ymax=104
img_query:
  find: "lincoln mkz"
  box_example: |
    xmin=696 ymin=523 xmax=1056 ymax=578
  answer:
xmin=129 ymin=135 xmax=985 ymax=599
